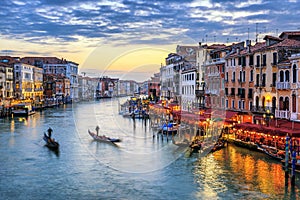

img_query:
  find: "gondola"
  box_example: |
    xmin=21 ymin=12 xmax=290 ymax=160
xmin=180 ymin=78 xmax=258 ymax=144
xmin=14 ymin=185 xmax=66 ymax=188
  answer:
xmin=88 ymin=130 xmax=121 ymax=143
xmin=43 ymin=133 xmax=59 ymax=150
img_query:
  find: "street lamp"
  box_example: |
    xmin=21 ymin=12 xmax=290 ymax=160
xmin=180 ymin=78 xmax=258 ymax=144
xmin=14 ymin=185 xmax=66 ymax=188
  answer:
xmin=263 ymin=109 xmax=273 ymax=126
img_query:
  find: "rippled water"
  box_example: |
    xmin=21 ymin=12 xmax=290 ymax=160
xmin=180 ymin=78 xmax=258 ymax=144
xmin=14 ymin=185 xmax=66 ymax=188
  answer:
xmin=0 ymin=98 xmax=299 ymax=199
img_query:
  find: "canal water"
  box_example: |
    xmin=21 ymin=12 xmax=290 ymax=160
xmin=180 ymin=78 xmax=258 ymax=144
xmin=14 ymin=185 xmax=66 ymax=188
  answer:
xmin=0 ymin=98 xmax=299 ymax=199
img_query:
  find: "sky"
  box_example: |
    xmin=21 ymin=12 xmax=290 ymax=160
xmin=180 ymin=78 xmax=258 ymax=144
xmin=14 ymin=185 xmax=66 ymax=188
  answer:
xmin=1 ymin=0 xmax=300 ymax=81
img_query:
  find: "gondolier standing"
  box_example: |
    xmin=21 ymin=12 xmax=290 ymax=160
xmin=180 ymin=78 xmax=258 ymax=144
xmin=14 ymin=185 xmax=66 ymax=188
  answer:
xmin=95 ymin=125 xmax=100 ymax=136
xmin=47 ymin=127 xmax=53 ymax=138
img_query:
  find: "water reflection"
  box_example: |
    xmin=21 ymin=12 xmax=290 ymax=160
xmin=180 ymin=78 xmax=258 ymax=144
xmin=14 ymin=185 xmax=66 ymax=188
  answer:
xmin=193 ymin=144 xmax=300 ymax=199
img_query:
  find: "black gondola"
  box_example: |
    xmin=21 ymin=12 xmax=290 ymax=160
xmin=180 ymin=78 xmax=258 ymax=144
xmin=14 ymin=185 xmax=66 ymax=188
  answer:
xmin=43 ymin=133 xmax=59 ymax=150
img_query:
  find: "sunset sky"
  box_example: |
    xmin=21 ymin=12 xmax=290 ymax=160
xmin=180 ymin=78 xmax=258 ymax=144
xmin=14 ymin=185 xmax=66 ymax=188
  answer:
xmin=1 ymin=0 xmax=300 ymax=81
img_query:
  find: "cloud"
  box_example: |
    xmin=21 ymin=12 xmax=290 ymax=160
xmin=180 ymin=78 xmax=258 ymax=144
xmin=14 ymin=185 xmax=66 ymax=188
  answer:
xmin=0 ymin=0 xmax=299 ymax=49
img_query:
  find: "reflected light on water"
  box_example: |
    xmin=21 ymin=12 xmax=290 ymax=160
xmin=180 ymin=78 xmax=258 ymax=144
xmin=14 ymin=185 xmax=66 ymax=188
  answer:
xmin=193 ymin=144 xmax=300 ymax=199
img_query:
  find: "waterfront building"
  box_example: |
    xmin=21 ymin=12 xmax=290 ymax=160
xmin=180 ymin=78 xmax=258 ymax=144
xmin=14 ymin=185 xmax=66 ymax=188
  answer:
xmin=33 ymin=66 xmax=43 ymax=102
xmin=21 ymin=57 xmax=79 ymax=101
xmin=160 ymin=55 xmax=175 ymax=101
xmin=13 ymin=62 xmax=35 ymax=99
xmin=96 ymin=76 xmax=119 ymax=98
xmin=0 ymin=63 xmax=6 ymax=99
xmin=147 ymin=73 xmax=160 ymax=101
xmin=203 ymin=43 xmax=234 ymax=110
xmin=78 ymin=75 xmax=97 ymax=100
xmin=252 ymin=32 xmax=300 ymax=124
xmin=276 ymin=52 xmax=300 ymax=121
xmin=0 ymin=56 xmax=17 ymax=99
xmin=181 ymin=68 xmax=197 ymax=111
xmin=197 ymin=44 xmax=226 ymax=110
xmin=225 ymin=41 xmax=264 ymax=123
xmin=43 ymin=74 xmax=70 ymax=101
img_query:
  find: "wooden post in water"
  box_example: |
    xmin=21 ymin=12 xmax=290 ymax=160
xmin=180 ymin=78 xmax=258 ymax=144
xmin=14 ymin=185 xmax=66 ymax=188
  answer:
xmin=291 ymin=150 xmax=296 ymax=186
xmin=285 ymin=134 xmax=290 ymax=186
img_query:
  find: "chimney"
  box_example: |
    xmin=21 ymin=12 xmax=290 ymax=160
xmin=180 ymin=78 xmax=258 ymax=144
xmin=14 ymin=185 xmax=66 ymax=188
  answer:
xmin=246 ymin=40 xmax=251 ymax=53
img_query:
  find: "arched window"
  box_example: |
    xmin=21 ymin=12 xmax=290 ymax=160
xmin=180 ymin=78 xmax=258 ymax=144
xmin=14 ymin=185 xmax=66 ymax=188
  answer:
xmin=279 ymin=97 xmax=284 ymax=110
xmin=280 ymin=71 xmax=284 ymax=82
xmin=292 ymin=94 xmax=296 ymax=113
xmin=284 ymin=97 xmax=289 ymax=111
xmin=285 ymin=70 xmax=290 ymax=82
xmin=262 ymin=96 xmax=265 ymax=108
xmin=293 ymin=64 xmax=297 ymax=83
xmin=256 ymin=96 xmax=259 ymax=109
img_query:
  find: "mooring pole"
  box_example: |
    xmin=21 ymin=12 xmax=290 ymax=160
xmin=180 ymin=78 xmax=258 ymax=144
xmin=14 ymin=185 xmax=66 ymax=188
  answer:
xmin=291 ymin=150 xmax=296 ymax=186
xmin=285 ymin=134 xmax=290 ymax=186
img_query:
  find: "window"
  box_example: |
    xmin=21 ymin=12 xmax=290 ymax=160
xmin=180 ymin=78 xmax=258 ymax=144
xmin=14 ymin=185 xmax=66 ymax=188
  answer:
xmin=243 ymin=71 xmax=246 ymax=82
xmin=232 ymin=72 xmax=235 ymax=82
xmin=256 ymin=55 xmax=260 ymax=67
xmin=284 ymin=97 xmax=289 ymax=111
xmin=239 ymin=71 xmax=242 ymax=82
xmin=248 ymin=88 xmax=253 ymax=98
xmin=262 ymin=54 xmax=266 ymax=66
xmin=293 ymin=64 xmax=297 ymax=83
xmin=280 ymin=71 xmax=284 ymax=82
xmin=249 ymin=101 xmax=253 ymax=110
xmin=273 ymin=52 xmax=277 ymax=65
xmin=249 ymin=55 xmax=254 ymax=66
xmin=226 ymin=100 xmax=228 ymax=108
xmin=292 ymin=94 xmax=296 ymax=112
xmin=238 ymin=100 xmax=241 ymax=109
xmin=256 ymin=74 xmax=260 ymax=86
xmin=232 ymin=100 xmax=235 ymax=108
xmin=285 ymin=70 xmax=290 ymax=82
xmin=231 ymin=88 xmax=235 ymax=95
xmin=279 ymin=97 xmax=284 ymax=110
xmin=250 ymin=70 xmax=253 ymax=82
xmin=225 ymin=88 xmax=228 ymax=95
xmin=272 ymin=73 xmax=277 ymax=86
xmin=242 ymin=56 xmax=246 ymax=67
xmin=262 ymin=74 xmax=266 ymax=87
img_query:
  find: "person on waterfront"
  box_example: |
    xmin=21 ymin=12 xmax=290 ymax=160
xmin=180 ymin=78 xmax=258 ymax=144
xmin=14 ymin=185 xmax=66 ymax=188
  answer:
xmin=95 ymin=125 xmax=100 ymax=136
xmin=47 ymin=127 xmax=53 ymax=138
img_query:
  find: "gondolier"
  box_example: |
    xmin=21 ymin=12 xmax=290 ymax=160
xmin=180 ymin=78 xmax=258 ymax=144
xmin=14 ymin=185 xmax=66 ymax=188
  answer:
xmin=95 ymin=125 xmax=100 ymax=136
xmin=47 ymin=127 xmax=53 ymax=138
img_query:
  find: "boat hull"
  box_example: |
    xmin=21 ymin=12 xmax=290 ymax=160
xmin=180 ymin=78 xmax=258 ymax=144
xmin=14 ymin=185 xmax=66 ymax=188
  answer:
xmin=43 ymin=134 xmax=59 ymax=150
xmin=88 ymin=130 xmax=121 ymax=143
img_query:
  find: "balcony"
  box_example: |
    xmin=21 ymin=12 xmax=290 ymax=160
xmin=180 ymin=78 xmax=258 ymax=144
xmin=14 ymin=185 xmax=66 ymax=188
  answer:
xmin=276 ymin=82 xmax=290 ymax=90
xmin=271 ymin=62 xmax=277 ymax=67
xmin=204 ymin=58 xmax=225 ymax=65
xmin=251 ymin=106 xmax=275 ymax=113
xmin=275 ymin=110 xmax=290 ymax=119
xmin=195 ymin=89 xmax=205 ymax=97
xmin=208 ymin=72 xmax=220 ymax=77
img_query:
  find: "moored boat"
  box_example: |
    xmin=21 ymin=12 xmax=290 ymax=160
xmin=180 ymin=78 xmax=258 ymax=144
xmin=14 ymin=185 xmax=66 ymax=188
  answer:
xmin=12 ymin=103 xmax=35 ymax=117
xmin=43 ymin=133 xmax=59 ymax=150
xmin=210 ymin=140 xmax=226 ymax=153
xmin=88 ymin=130 xmax=121 ymax=143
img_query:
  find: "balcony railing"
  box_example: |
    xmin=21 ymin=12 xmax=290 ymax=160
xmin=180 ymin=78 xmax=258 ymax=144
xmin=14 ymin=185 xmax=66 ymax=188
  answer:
xmin=277 ymin=82 xmax=290 ymax=90
xmin=195 ymin=89 xmax=205 ymax=97
xmin=275 ymin=110 xmax=290 ymax=119
xmin=251 ymin=106 xmax=275 ymax=114
xmin=204 ymin=58 xmax=225 ymax=65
